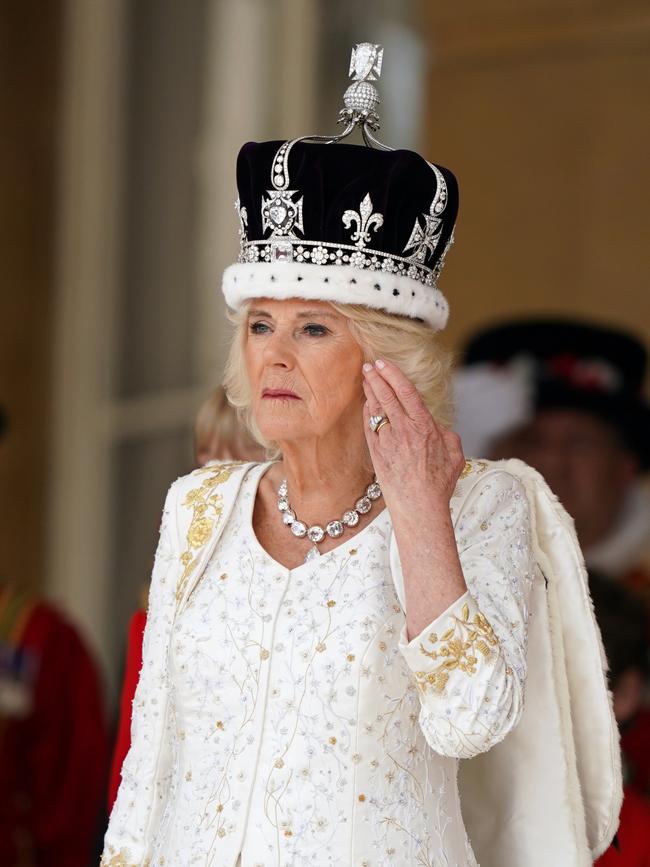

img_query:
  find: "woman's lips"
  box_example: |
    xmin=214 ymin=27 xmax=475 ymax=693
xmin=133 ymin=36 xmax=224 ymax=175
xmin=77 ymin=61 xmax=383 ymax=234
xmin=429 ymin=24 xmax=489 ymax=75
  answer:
xmin=262 ymin=389 xmax=301 ymax=400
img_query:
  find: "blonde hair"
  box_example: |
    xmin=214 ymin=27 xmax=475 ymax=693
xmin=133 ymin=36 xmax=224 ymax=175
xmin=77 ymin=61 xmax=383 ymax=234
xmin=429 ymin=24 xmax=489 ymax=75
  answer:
xmin=223 ymin=302 xmax=455 ymax=451
xmin=194 ymin=385 xmax=263 ymax=463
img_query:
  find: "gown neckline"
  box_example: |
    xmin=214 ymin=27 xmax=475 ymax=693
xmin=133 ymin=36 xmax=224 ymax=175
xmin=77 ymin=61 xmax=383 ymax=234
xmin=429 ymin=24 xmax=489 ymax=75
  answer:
xmin=244 ymin=460 xmax=390 ymax=573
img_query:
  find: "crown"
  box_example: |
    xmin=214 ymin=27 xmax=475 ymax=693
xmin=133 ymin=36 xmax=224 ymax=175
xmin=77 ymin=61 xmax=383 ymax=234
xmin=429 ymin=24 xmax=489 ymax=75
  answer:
xmin=222 ymin=43 xmax=458 ymax=330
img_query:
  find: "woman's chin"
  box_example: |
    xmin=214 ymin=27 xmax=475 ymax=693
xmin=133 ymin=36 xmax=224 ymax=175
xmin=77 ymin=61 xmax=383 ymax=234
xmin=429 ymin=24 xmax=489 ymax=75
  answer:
xmin=255 ymin=411 xmax=308 ymax=444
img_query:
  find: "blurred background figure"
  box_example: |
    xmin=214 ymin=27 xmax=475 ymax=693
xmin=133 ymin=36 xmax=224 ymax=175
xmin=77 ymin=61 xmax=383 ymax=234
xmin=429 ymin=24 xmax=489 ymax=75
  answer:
xmin=590 ymin=573 xmax=650 ymax=866
xmin=455 ymin=320 xmax=650 ymax=592
xmin=0 ymin=407 xmax=108 ymax=866
xmin=194 ymin=384 xmax=266 ymax=466
xmin=107 ymin=386 xmax=265 ymax=809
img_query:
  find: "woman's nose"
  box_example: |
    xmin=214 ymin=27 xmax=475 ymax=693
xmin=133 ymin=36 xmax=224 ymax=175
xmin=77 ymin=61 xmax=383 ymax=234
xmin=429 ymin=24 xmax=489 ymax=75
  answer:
xmin=262 ymin=330 xmax=295 ymax=368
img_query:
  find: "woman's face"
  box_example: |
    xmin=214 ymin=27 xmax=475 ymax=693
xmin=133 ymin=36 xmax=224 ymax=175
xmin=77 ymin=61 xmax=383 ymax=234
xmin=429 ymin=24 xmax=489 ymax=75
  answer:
xmin=244 ymin=298 xmax=365 ymax=444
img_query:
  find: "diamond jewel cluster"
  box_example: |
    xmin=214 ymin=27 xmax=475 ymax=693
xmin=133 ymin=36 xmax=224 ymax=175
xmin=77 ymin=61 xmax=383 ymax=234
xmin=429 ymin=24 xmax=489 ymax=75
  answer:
xmin=277 ymin=478 xmax=382 ymax=552
xmin=341 ymin=43 xmax=383 ymax=128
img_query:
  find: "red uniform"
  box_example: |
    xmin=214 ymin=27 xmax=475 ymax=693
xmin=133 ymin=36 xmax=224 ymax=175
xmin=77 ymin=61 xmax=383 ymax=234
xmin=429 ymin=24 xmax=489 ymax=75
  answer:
xmin=0 ymin=583 xmax=108 ymax=867
xmin=620 ymin=565 xmax=650 ymax=798
xmin=108 ymin=609 xmax=147 ymax=810
xmin=595 ymin=567 xmax=650 ymax=864
xmin=621 ymin=708 xmax=650 ymax=797
xmin=596 ymin=786 xmax=650 ymax=867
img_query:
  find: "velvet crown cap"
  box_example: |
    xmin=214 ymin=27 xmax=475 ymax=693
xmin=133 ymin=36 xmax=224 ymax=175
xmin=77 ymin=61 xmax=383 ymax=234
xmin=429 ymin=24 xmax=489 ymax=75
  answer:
xmin=222 ymin=138 xmax=459 ymax=329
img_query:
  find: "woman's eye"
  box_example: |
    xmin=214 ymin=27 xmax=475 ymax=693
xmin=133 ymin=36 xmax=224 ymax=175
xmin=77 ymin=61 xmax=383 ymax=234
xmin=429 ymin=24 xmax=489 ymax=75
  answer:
xmin=249 ymin=321 xmax=270 ymax=334
xmin=303 ymin=323 xmax=328 ymax=336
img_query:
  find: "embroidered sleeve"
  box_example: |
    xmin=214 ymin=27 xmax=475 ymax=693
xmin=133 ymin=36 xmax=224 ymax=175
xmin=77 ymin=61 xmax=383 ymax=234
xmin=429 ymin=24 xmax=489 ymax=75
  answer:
xmin=101 ymin=480 xmax=181 ymax=867
xmin=398 ymin=470 xmax=535 ymax=759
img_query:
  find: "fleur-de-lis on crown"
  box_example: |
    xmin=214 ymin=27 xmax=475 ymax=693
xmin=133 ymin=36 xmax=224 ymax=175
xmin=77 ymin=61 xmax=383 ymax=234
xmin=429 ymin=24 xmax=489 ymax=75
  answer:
xmin=342 ymin=193 xmax=384 ymax=249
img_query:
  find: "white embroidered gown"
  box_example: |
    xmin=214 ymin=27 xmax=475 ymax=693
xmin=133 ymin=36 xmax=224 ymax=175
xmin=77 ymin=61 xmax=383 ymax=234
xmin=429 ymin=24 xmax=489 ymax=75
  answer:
xmin=102 ymin=461 xmax=535 ymax=867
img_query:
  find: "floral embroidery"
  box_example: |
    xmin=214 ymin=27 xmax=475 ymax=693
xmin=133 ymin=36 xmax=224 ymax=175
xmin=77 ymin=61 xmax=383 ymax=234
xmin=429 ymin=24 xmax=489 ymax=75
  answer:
xmin=103 ymin=464 xmax=534 ymax=863
xmin=415 ymin=602 xmax=499 ymax=694
xmin=175 ymin=461 xmax=245 ymax=603
xmin=186 ymin=515 xmax=214 ymax=548
xmin=460 ymin=458 xmax=489 ymax=479
xmin=100 ymin=846 xmax=149 ymax=866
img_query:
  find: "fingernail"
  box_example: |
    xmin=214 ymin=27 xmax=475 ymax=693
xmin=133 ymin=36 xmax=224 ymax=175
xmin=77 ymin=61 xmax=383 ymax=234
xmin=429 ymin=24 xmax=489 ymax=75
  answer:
xmin=362 ymin=363 xmax=373 ymax=373
xmin=375 ymin=359 xmax=386 ymax=369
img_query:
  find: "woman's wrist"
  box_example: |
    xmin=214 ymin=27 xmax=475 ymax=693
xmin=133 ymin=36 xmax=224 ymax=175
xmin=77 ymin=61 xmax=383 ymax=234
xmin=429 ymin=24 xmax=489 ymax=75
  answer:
xmin=388 ymin=491 xmax=454 ymax=534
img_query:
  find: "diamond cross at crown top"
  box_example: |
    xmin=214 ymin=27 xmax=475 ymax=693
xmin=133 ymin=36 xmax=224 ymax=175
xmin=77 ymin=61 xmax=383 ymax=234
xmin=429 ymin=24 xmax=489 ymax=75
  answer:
xmin=349 ymin=43 xmax=383 ymax=82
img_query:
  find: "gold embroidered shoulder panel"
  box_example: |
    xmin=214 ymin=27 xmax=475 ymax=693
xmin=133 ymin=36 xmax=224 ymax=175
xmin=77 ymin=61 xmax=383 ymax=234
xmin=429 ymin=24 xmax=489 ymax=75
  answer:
xmin=175 ymin=461 xmax=248 ymax=604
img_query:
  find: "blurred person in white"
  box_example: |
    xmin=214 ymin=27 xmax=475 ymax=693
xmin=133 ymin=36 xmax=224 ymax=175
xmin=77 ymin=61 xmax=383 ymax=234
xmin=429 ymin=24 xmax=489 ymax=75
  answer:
xmin=0 ymin=405 xmax=109 ymax=866
xmin=101 ymin=46 xmax=620 ymax=867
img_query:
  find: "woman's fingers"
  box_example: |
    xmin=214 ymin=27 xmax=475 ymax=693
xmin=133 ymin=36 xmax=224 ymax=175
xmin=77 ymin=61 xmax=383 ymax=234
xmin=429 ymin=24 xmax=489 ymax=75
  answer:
xmin=362 ymin=362 xmax=406 ymax=424
xmin=362 ymin=378 xmax=383 ymax=418
xmin=363 ymin=383 xmax=394 ymax=444
xmin=362 ymin=392 xmax=393 ymax=443
xmin=444 ymin=427 xmax=466 ymax=471
xmin=362 ymin=398 xmax=393 ymax=473
xmin=362 ymin=401 xmax=383 ymax=467
xmin=370 ymin=358 xmax=429 ymax=420
xmin=362 ymin=360 xmax=466 ymax=501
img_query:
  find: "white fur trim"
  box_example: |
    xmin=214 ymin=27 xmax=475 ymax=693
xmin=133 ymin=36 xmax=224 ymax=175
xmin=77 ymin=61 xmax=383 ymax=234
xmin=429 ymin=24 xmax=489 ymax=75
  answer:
xmin=222 ymin=261 xmax=450 ymax=330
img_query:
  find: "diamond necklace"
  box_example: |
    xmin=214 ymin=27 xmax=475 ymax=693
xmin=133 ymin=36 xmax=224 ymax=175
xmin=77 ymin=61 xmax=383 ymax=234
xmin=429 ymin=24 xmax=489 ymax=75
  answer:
xmin=277 ymin=478 xmax=382 ymax=562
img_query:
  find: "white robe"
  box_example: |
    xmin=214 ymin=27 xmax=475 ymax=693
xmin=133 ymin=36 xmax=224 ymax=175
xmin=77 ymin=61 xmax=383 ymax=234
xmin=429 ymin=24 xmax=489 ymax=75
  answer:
xmin=100 ymin=458 xmax=621 ymax=867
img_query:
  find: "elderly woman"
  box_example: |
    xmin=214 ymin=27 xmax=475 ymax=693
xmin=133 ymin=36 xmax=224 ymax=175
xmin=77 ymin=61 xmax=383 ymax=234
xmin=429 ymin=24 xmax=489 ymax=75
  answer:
xmin=101 ymin=135 xmax=620 ymax=867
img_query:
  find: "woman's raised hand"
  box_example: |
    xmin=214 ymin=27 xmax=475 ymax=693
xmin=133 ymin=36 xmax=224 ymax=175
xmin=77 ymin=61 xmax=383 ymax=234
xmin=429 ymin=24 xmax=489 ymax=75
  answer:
xmin=362 ymin=359 xmax=466 ymax=518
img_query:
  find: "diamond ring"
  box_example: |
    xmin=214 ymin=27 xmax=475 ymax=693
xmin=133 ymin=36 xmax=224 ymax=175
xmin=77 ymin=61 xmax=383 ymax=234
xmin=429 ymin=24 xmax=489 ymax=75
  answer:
xmin=369 ymin=414 xmax=389 ymax=434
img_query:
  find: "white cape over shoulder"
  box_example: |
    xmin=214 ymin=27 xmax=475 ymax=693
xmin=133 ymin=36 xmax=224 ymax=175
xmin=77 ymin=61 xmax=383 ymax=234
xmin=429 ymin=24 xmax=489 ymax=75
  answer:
xmin=390 ymin=458 xmax=622 ymax=866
